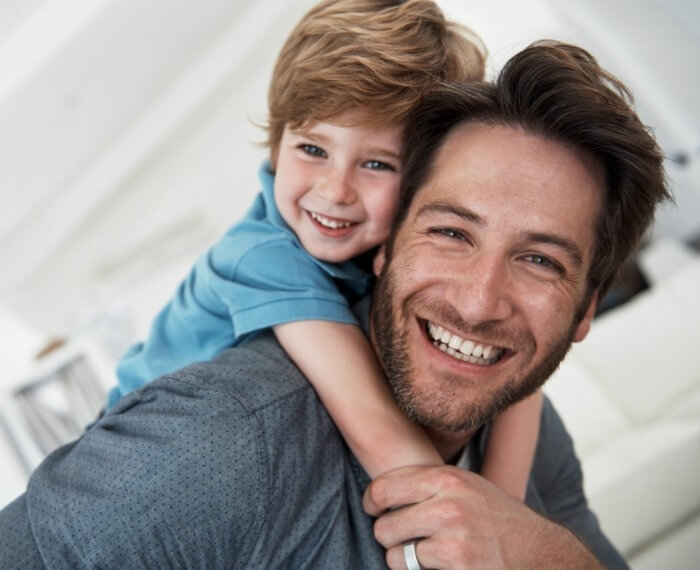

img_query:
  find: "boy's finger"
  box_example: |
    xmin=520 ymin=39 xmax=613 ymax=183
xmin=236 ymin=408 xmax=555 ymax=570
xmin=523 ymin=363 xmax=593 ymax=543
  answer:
xmin=362 ymin=465 xmax=475 ymax=516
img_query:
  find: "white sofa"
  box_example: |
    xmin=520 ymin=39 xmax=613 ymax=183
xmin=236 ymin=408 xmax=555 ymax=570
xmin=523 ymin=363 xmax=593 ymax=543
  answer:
xmin=544 ymin=241 xmax=700 ymax=569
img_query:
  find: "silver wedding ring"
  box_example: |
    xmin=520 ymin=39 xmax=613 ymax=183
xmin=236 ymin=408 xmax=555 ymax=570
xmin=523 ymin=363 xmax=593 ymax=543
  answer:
xmin=403 ymin=539 xmax=423 ymax=570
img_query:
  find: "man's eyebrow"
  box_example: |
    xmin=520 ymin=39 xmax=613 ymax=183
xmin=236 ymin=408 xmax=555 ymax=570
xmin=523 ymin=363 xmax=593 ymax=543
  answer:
xmin=525 ymin=232 xmax=584 ymax=267
xmin=368 ymin=147 xmax=401 ymax=159
xmin=415 ymin=202 xmax=485 ymax=225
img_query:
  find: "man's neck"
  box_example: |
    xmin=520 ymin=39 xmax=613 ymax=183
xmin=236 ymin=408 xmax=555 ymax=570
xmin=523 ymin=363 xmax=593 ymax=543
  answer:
xmin=426 ymin=426 xmax=480 ymax=464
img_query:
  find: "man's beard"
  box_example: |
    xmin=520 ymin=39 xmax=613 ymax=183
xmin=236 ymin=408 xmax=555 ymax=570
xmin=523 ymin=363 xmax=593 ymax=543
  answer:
xmin=370 ymin=265 xmax=578 ymax=433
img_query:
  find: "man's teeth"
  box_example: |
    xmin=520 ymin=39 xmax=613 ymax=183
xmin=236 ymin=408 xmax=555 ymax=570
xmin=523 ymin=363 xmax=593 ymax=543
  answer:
xmin=427 ymin=322 xmax=503 ymax=365
xmin=310 ymin=211 xmax=353 ymax=229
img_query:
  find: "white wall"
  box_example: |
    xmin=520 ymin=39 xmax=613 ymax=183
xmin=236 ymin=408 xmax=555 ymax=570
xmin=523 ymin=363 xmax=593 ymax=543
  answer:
xmin=0 ymin=0 xmax=316 ymax=347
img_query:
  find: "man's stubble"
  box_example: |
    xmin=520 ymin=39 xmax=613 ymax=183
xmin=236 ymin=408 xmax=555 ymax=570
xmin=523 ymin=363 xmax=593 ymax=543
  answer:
xmin=370 ymin=262 xmax=579 ymax=433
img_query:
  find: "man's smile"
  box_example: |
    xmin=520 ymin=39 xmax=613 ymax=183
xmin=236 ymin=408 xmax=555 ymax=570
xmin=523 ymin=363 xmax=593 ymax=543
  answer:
xmin=425 ymin=320 xmax=506 ymax=365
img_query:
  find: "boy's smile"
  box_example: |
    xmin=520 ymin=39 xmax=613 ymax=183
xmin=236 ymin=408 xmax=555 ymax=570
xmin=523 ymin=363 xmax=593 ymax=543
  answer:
xmin=274 ymin=115 xmax=403 ymax=263
xmin=307 ymin=211 xmax=356 ymax=235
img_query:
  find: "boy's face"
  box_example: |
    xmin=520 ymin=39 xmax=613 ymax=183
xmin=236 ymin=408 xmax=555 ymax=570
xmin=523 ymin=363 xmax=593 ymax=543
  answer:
xmin=274 ymin=115 xmax=403 ymax=263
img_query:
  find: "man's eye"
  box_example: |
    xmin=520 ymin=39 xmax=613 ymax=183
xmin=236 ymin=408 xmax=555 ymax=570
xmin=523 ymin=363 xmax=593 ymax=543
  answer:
xmin=524 ymin=254 xmax=562 ymax=273
xmin=364 ymin=159 xmax=396 ymax=172
xmin=431 ymin=227 xmax=466 ymax=241
xmin=300 ymin=144 xmax=327 ymax=158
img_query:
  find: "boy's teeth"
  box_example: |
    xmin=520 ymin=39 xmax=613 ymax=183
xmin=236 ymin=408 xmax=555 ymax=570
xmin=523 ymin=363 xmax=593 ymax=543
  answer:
xmin=310 ymin=211 xmax=353 ymax=229
xmin=427 ymin=322 xmax=503 ymax=364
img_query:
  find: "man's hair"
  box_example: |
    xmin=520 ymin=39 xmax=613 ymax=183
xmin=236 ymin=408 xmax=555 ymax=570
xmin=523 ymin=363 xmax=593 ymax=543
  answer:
xmin=265 ymin=0 xmax=486 ymax=165
xmin=395 ymin=41 xmax=672 ymax=299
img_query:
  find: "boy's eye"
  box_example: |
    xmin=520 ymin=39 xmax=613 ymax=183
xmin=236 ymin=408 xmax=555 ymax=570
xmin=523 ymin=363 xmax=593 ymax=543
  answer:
xmin=300 ymin=144 xmax=327 ymax=158
xmin=364 ymin=159 xmax=396 ymax=172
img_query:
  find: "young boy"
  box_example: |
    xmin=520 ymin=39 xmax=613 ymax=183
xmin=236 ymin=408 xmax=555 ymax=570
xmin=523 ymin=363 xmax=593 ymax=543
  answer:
xmin=107 ymin=0 xmax=542 ymax=499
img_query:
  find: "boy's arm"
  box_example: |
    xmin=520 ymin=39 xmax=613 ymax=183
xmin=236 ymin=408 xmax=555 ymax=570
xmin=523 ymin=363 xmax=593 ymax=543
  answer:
xmin=275 ymin=320 xmax=442 ymax=478
xmin=479 ymin=389 xmax=543 ymax=500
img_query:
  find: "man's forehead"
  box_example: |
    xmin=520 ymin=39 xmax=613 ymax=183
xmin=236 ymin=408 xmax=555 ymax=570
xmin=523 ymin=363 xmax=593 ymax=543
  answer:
xmin=408 ymin=120 xmax=604 ymax=256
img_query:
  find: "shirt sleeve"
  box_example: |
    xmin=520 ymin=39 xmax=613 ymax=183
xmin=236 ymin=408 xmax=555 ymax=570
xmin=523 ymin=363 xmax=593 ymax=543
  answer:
xmin=10 ymin=375 xmax=268 ymax=569
xmin=212 ymin=235 xmax=360 ymax=337
xmin=114 ymin=249 xmax=239 ymax=400
xmin=113 ymin=232 xmax=361 ymax=403
xmin=0 ymin=496 xmax=45 ymax=568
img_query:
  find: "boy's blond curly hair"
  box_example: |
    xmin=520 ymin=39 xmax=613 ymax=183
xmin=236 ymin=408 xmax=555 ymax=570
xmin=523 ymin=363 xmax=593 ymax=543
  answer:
xmin=266 ymin=0 xmax=485 ymax=165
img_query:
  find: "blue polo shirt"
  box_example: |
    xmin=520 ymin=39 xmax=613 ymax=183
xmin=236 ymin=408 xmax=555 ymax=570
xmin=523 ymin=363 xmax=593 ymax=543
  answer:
xmin=107 ymin=163 xmax=373 ymax=408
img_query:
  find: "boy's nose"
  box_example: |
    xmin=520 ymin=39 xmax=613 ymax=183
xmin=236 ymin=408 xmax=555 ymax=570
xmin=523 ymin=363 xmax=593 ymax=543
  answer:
xmin=318 ymin=169 xmax=357 ymax=205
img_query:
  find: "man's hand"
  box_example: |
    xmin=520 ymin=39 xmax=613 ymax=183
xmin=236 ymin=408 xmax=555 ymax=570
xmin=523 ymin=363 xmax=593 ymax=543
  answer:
xmin=363 ymin=465 xmax=603 ymax=569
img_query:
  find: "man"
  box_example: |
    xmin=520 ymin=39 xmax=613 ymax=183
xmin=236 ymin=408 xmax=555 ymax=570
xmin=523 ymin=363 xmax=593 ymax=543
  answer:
xmin=0 ymin=42 xmax=668 ymax=568
xmin=362 ymin=40 xmax=669 ymax=569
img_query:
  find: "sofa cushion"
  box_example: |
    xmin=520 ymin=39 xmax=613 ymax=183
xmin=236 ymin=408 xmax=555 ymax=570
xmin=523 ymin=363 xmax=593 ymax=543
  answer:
xmin=544 ymin=357 xmax=629 ymax=455
xmin=583 ymin=420 xmax=700 ymax=554
xmin=666 ymin=385 xmax=700 ymax=420
xmin=570 ymin=258 xmax=700 ymax=424
xmin=637 ymin=238 xmax=698 ymax=285
xmin=627 ymin=512 xmax=700 ymax=570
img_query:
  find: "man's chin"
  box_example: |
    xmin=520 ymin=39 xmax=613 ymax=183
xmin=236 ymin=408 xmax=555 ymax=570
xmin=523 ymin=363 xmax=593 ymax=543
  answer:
xmin=394 ymin=384 xmax=512 ymax=433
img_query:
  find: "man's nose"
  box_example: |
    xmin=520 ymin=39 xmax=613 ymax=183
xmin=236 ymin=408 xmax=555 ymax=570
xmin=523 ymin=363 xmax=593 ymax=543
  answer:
xmin=317 ymin=167 xmax=357 ymax=205
xmin=446 ymin=253 xmax=514 ymax=324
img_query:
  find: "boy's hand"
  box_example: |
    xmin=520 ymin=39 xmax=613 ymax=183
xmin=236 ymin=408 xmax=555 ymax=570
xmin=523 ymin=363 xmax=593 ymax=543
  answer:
xmin=363 ymin=465 xmax=602 ymax=569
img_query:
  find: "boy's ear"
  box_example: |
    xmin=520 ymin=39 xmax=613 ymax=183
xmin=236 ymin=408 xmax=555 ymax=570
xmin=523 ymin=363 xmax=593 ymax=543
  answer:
xmin=572 ymin=292 xmax=599 ymax=343
xmin=373 ymin=245 xmax=387 ymax=277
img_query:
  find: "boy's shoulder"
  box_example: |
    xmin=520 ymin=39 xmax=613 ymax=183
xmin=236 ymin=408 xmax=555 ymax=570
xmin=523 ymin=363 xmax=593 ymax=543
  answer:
xmin=217 ymin=209 xmax=298 ymax=260
xmin=210 ymin=201 xmax=371 ymax=286
xmin=211 ymin=215 xmax=318 ymax=285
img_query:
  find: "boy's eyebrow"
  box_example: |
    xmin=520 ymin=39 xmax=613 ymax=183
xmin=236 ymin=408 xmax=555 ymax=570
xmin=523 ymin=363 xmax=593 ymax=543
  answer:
xmin=294 ymin=129 xmax=330 ymax=143
xmin=416 ymin=202 xmax=584 ymax=266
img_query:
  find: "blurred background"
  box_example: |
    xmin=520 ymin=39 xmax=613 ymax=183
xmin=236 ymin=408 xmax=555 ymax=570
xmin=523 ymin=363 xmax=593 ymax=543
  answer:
xmin=0 ymin=1 xmax=698 ymax=567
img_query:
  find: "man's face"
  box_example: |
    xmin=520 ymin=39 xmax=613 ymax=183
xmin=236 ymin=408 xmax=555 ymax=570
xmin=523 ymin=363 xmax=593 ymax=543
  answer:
xmin=371 ymin=121 xmax=602 ymax=434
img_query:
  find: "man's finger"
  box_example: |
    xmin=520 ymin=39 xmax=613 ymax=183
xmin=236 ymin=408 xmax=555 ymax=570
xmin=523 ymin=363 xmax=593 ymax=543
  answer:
xmin=386 ymin=537 xmax=462 ymax=570
xmin=371 ymin=501 xmax=433 ymax=549
xmin=386 ymin=539 xmax=427 ymax=570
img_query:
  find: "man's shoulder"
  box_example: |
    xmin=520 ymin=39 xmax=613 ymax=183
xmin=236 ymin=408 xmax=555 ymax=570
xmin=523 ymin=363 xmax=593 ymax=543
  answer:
xmin=108 ymin=332 xmax=382 ymax=567
xmin=167 ymin=330 xmax=313 ymax=411
xmin=22 ymin=332 xmax=383 ymax=568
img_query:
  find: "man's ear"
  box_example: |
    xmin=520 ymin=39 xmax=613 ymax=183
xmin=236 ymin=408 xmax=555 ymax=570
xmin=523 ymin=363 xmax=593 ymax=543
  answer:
xmin=572 ymin=292 xmax=599 ymax=343
xmin=373 ymin=244 xmax=387 ymax=277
